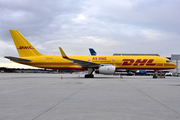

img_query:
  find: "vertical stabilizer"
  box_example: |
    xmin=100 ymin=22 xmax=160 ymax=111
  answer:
xmin=89 ymin=48 xmax=97 ymax=56
xmin=9 ymin=30 xmax=42 ymax=57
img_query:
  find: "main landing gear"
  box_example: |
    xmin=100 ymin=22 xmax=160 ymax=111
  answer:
xmin=153 ymin=71 xmax=165 ymax=79
xmin=85 ymin=68 xmax=94 ymax=78
xmin=85 ymin=74 xmax=94 ymax=78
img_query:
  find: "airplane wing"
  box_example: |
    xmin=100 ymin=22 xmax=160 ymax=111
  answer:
xmin=4 ymin=56 xmax=32 ymax=63
xmin=59 ymin=47 xmax=101 ymax=68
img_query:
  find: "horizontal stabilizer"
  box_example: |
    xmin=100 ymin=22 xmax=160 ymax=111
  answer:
xmin=4 ymin=56 xmax=32 ymax=63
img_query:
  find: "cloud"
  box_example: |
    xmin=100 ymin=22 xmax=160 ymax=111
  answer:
xmin=0 ymin=0 xmax=180 ymax=68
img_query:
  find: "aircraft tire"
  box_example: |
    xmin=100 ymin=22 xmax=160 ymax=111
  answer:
xmin=163 ymin=75 xmax=165 ymax=78
xmin=85 ymin=74 xmax=94 ymax=78
xmin=153 ymin=75 xmax=157 ymax=79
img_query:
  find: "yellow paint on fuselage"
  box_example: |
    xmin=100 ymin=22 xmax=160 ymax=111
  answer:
xmin=17 ymin=55 xmax=176 ymax=70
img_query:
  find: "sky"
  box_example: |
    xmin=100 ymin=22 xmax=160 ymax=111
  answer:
xmin=0 ymin=0 xmax=180 ymax=68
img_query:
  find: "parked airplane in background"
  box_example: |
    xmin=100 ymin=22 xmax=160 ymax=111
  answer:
xmin=5 ymin=30 xmax=177 ymax=78
xmin=89 ymin=48 xmax=97 ymax=56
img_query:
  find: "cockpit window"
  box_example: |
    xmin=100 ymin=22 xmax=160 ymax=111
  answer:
xmin=166 ymin=60 xmax=172 ymax=63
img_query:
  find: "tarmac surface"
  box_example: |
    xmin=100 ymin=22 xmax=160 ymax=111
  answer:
xmin=0 ymin=73 xmax=180 ymax=120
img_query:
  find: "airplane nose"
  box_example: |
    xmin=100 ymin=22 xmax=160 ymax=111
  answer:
xmin=168 ymin=63 xmax=177 ymax=69
xmin=175 ymin=64 xmax=177 ymax=68
xmin=173 ymin=63 xmax=177 ymax=68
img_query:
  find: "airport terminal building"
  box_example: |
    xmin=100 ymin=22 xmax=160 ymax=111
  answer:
xmin=171 ymin=54 xmax=180 ymax=74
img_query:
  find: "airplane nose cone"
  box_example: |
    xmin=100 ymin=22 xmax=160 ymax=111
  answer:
xmin=175 ymin=64 xmax=177 ymax=68
xmin=173 ymin=63 xmax=177 ymax=68
xmin=168 ymin=63 xmax=177 ymax=69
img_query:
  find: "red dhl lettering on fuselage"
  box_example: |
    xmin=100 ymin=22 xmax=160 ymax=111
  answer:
xmin=18 ymin=46 xmax=34 ymax=49
xmin=122 ymin=59 xmax=156 ymax=66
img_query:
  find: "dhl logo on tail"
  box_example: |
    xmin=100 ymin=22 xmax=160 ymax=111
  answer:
xmin=17 ymin=46 xmax=34 ymax=49
xmin=122 ymin=59 xmax=156 ymax=66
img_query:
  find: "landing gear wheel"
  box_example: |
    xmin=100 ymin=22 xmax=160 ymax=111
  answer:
xmin=85 ymin=74 xmax=94 ymax=78
xmin=163 ymin=75 xmax=165 ymax=78
xmin=153 ymin=74 xmax=157 ymax=79
xmin=162 ymin=73 xmax=165 ymax=78
xmin=153 ymin=71 xmax=166 ymax=79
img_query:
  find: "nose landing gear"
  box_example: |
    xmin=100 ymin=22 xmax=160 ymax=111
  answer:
xmin=153 ymin=70 xmax=165 ymax=79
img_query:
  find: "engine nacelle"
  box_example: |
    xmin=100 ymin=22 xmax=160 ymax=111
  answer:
xmin=98 ymin=65 xmax=116 ymax=75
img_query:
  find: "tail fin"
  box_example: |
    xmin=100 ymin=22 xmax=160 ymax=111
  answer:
xmin=89 ymin=48 xmax=97 ymax=56
xmin=9 ymin=30 xmax=42 ymax=57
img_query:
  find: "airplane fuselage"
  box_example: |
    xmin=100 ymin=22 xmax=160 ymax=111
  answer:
xmin=16 ymin=55 xmax=176 ymax=70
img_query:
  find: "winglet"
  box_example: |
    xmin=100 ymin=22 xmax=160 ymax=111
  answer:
xmin=59 ymin=47 xmax=69 ymax=59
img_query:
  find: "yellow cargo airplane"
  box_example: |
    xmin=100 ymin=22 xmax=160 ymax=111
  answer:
xmin=5 ymin=30 xmax=176 ymax=78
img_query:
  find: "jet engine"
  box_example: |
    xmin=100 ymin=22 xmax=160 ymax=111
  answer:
xmin=97 ymin=65 xmax=116 ymax=75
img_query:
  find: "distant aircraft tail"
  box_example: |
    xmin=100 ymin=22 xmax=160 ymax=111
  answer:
xmin=9 ymin=30 xmax=42 ymax=57
xmin=89 ymin=48 xmax=97 ymax=56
